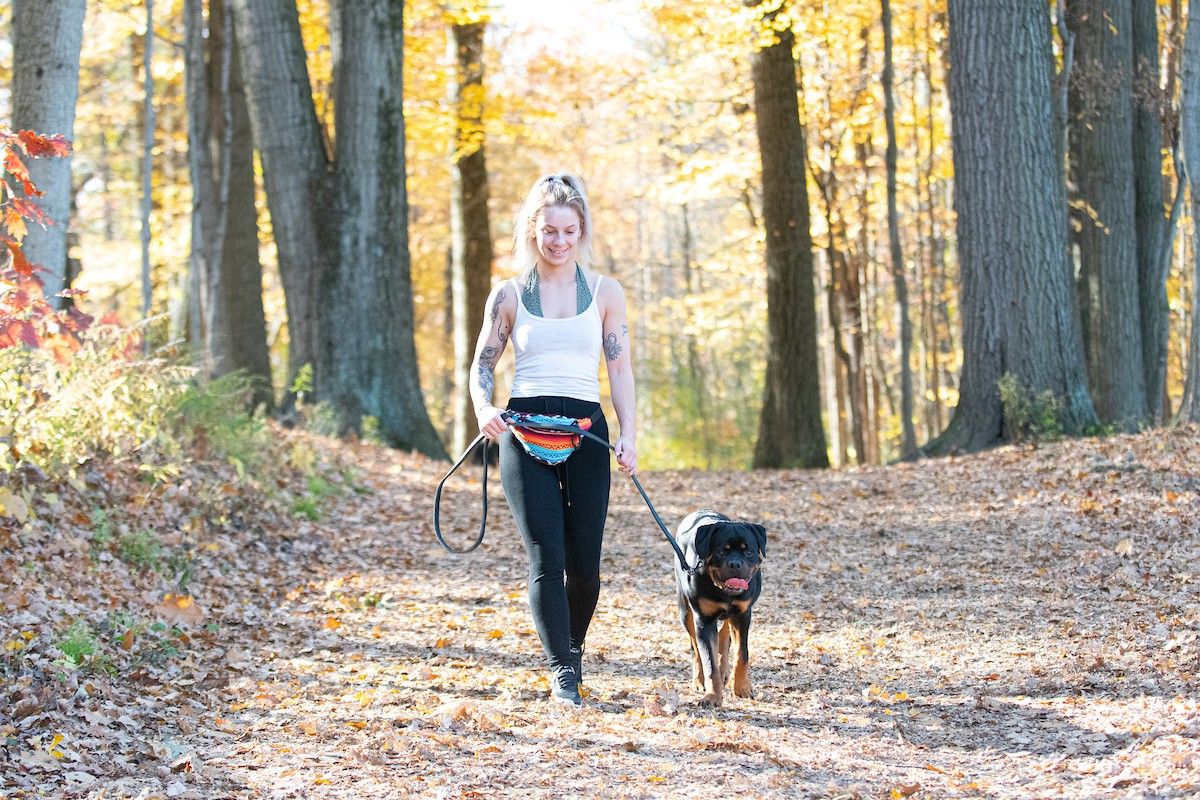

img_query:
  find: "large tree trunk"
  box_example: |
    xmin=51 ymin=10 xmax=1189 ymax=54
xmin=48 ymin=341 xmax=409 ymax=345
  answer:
xmin=1132 ymin=1 xmax=1168 ymax=422
xmin=1068 ymin=0 xmax=1146 ymax=429
xmin=233 ymin=0 xmax=443 ymax=455
xmin=449 ymin=20 xmax=494 ymax=455
xmin=927 ymin=0 xmax=1097 ymax=454
xmin=209 ymin=1 xmax=273 ymax=410
xmin=229 ymin=0 xmax=329 ymax=407
xmin=11 ymin=0 xmax=85 ymax=309
xmin=324 ymin=0 xmax=444 ymax=455
xmin=882 ymin=0 xmax=916 ymax=458
xmin=749 ymin=4 xmax=829 ymax=469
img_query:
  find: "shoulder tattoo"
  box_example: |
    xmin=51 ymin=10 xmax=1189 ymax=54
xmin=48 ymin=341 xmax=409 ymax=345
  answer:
xmin=604 ymin=332 xmax=622 ymax=362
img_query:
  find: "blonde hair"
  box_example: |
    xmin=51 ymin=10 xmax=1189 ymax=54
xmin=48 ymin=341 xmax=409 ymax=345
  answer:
xmin=511 ymin=173 xmax=594 ymax=275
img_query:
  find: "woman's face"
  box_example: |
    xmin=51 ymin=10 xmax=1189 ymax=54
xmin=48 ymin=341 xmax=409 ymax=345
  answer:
xmin=534 ymin=205 xmax=583 ymax=269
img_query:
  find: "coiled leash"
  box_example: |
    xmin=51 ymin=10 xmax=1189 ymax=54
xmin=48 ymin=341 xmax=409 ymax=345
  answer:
xmin=432 ymin=411 xmax=699 ymax=575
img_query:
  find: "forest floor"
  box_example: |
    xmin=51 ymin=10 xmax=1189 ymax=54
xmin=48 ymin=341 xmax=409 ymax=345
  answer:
xmin=2 ymin=425 xmax=1199 ymax=799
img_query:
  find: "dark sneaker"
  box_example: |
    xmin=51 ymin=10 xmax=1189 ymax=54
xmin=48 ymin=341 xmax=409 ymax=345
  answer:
xmin=550 ymin=665 xmax=582 ymax=708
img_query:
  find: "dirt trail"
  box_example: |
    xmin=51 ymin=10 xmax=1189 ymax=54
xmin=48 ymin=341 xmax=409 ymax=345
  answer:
xmin=183 ymin=431 xmax=1199 ymax=799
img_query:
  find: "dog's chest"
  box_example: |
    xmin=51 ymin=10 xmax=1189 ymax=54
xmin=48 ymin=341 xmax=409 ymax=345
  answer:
xmin=697 ymin=595 xmax=752 ymax=619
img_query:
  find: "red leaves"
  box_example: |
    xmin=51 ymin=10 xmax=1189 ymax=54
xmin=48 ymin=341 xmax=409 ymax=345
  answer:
xmin=9 ymin=197 xmax=52 ymax=231
xmin=5 ymin=149 xmax=39 ymax=197
xmin=0 ymin=318 xmax=39 ymax=348
xmin=14 ymin=130 xmax=72 ymax=159
xmin=0 ymin=125 xmax=91 ymax=354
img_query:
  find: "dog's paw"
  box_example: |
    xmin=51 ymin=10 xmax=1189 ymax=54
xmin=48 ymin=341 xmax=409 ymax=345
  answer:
xmin=697 ymin=692 xmax=723 ymax=708
xmin=733 ymin=683 xmax=753 ymax=699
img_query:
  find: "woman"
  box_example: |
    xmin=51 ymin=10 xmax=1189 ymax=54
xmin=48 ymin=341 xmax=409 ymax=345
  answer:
xmin=470 ymin=173 xmax=637 ymax=708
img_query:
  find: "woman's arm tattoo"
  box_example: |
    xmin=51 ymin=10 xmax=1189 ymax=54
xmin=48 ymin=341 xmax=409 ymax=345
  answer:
xmin=490 ymin=289 xmax=506 ymax=325
xmin=478 ymin=345 xmax=499 ymax=402
xmin=604 ymin=332 xmax=622 ymax=362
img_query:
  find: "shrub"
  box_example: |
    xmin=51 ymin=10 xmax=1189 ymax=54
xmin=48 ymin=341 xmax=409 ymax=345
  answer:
xmin=998 ymin=373 xmax=1062 ymax=443
xmin=167 ymin=370 xmax=271 ymax=474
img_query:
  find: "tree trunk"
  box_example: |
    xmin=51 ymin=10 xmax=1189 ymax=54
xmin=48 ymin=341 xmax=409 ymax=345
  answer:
xmin=449 ymin=20 xmax=493 ymax=455
xmin=1132 ymin=1 xmax=1168 ymax=422
xmin=882 ymin=0 xmax=917 ymax=458
xmin=233 ymin=0 xmax=444 ymax=455
xmin=184 ymin=0 xmax=212 ymax=365
xmin=230 ymin=0 xmax=328 ymax=407
xmin=324 ymin=0 xmax=444 ymax=455
xmin=11 ymin=0 xmax=85 ymax=310
xmin=749 ymin=5 xmax=829 ymax=469
xmin=187 ymin=0 xmax=273 ymax=409
xmin=1178 ymin=0 xmax=1200 ymax=422
xmin=927 ymin=0 xmax=1097 ymax=454
xmin=1068 ymin=0 xmax=1146 ymax=429
xmin=210 ymin=1 xmax=273 ymax=410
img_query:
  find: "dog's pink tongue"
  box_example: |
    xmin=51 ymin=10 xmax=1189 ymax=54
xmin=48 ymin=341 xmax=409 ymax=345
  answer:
xmin=725 ymin=578 xmax=749 ymax=591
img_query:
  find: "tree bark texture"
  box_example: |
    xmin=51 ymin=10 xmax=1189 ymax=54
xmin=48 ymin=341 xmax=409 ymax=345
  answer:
xmin=749 ymin=8 xmax=829 ymax=469
xmin=230 ymin=0 xmax=329 ymax=404
xmin=325 ymin=0 xmax=445 ymax=455
xmin=449 ymin=21 xmax=494 ymax=455
xmin=209 ymin=1 xmax=273 ymax=410
xmin=232 ymin=0 xmax=443 ymax=455
xmin=928 ymin=0 xmax=1097 ymax=454
xmin=1068 ymin=0 xmax=1147 ymax=429
xmin=1132 ymin=1 xmax=1168 ymax=421
xmin=11 ymin=0 xmax=85 ymax=309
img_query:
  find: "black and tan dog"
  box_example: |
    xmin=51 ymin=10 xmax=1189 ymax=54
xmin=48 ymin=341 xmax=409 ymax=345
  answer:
xmin=674 ymin=509 xmax=766 ymax=707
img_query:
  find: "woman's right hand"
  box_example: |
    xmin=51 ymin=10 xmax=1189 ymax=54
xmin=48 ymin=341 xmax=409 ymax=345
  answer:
xmin=476 ymin=405 xmax=508 ymax=441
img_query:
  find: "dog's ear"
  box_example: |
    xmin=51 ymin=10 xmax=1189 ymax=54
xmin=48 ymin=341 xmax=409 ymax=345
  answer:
xmin=693 ymin=523 xmax=720 ymax=560
xmin=748 ymin=524 xmax=767 ymax=557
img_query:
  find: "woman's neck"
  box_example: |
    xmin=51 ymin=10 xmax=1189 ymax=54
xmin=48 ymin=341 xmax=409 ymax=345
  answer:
xmin=535 ymin=261 xmax=577 ymax=285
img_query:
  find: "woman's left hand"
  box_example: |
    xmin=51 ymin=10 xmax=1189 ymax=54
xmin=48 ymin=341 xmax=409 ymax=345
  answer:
xmin=614 ymin=435 xmax=638 ymax=476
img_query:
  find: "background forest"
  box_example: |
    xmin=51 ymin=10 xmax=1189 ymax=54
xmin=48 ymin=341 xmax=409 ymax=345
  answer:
xmin=6 ymin=3 xmax=1200 ymax=797
xmin=5 ymin=0 xmax=1200 ymax=470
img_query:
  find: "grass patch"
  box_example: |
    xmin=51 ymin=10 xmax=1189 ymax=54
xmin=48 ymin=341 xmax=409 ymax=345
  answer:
xmin=117 ymin=529 xmax=162 ymax=572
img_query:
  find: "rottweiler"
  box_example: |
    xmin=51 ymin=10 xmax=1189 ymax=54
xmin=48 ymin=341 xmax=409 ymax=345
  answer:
xmin=674 ymin=509 xmax=766 ymax=707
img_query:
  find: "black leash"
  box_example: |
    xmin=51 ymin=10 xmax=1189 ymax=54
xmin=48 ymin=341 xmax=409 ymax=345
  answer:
xmin=432 ymin=413 xmax=699 ymax=575
xmin=432 ymin=431 xmax=492 ymax=554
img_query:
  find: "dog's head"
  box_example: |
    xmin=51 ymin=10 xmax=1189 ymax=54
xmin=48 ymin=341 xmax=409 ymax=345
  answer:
xmin=694 ymin=520 xmax=766 ymax=596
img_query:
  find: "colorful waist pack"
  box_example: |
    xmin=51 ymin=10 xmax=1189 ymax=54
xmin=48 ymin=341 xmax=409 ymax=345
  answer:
xmin=504 ymin=411 xmax=599 ymax=466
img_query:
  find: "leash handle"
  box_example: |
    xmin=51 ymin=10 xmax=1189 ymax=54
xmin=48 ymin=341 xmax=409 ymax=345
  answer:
xmin=432 ymin=433 xmax=490 ymax=554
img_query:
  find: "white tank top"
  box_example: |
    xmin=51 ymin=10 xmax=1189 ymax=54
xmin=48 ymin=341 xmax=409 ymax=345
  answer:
xmin=509 ymin=275 xmax=604 ymax=402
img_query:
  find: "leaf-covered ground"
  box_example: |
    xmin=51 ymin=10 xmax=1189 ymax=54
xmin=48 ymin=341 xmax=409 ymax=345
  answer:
xmin=2 ymin=426 xmax=1199 ymax=798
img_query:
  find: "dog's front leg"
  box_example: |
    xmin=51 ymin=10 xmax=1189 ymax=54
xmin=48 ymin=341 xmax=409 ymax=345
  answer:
xmin=729 ymin=610 xmax=753 ymax=698
xmin=694 ymin=615 xmax=724 ymax=707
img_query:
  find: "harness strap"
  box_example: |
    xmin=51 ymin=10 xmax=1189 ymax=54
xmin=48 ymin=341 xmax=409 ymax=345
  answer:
xmin=432 ymin=412 xmax=700 ymax=575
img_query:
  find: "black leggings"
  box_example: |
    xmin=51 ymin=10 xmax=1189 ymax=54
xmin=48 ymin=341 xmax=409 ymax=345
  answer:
xmin=500 ymin=395 xmax=610 ymax=671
